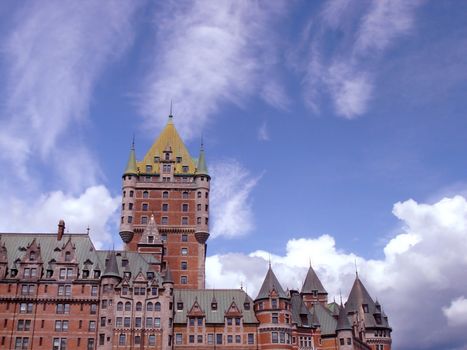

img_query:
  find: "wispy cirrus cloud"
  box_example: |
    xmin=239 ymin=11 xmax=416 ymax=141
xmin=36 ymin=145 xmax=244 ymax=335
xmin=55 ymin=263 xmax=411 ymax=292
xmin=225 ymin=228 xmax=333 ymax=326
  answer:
xmin=298 ymin=0 xmax=425 ymax=119
xmin=207 ymin=194 xmax=467 ymax=349
xmin=209 ymin=159 xmax=260 ymax=239
xmin=140 ymin=0 xmax=289 ymax=139
xmin=0 ymin=0 xmax=140 ymax=189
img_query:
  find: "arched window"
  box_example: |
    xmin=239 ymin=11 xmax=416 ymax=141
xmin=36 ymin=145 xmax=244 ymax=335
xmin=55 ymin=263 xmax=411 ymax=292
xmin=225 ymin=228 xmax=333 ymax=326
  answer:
xmin=154 ymin=302 xmax=161 ymax=312
xmin=136 ymin=302 xmax=142 ymax=312
xmin=65 ymin=251 xmax=71 ymax=262
xmin=143 ymin=191 xmax=149 ymax=199
xmin=162 ymin=191 xmax=169 ymax=199
xmin=197 ymin=191 xmax=201 ymax=198
xmin=117 ymin=302 xmax=123 ymax=311
xmin=125 ymin=302 xmax=131 ymax=311
xmin=147 ymin=302 xmax=153 ymax=311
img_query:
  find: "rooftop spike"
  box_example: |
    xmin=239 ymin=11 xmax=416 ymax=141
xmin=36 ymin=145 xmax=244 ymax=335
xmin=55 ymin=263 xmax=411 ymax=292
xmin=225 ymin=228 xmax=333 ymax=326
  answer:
xmin=195 ymin=140 xmax=209 ymax=176
xmin=123 ymin=140 xmax=138 ymax=175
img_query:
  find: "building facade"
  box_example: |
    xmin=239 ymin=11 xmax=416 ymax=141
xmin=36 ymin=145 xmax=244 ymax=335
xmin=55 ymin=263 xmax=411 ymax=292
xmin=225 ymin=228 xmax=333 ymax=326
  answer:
xmin=0 ymin=115 xmax=392 ymax=350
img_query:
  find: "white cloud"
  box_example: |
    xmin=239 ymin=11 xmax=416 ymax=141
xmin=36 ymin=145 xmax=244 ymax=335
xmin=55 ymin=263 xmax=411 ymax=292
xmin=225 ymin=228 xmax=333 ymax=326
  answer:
xmin=140 ymin=0 xmax=288 ymax=140
xmin=257 ymin=121 xmax=270 ymax=141
xmin=206 ymin=195 xmax=467 ymax=349
xmin=0 ymin=0 xmax=139 ymax=188
xmin=443 ymin=296 xmax=467 ymax=327
xmin=300 ymin=0 xmax=424 ymax=119
xmin=209 ymin=159 xmax=260 ymax=239
xmin=0 ymin=185 xmax=120 ymax=249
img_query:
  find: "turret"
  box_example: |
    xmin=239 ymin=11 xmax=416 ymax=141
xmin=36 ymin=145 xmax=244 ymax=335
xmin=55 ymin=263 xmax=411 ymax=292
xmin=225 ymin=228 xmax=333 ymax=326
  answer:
xmin=194 ymin=141 xmax=210 ymax=238
xmin=119 ymin=142 xmax=137 ymax=246
xmin=301 ymin=264 xmax=328 ymax=306
xmin=254 ymin=265 xmax=293 ymax=349
xmin=336 ymin=303 xmax=354 ymax=350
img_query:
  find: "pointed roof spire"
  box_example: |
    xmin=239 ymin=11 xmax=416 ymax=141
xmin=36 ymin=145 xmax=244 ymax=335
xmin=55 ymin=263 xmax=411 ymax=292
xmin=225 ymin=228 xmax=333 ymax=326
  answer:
xmin=336 ymin=302 xmax=352 ymax=331
xmin=301 ymin=265 xmax=327 ymax=294
xmin=139 ymin=214 xmax=161 ymax=245
xmin=345 ymin=275 xmax=376 ymax=314
xmin=256 ymin=265 xmax=287 ymax=300
xmin=195 ymin=139 xmax=209 ymax=176
xmin=124 ymin=139 xmax=138 ymax=175
xmin=167 ymin=100 xmax=174 ymax=124
xmin=102 ymin=250 xmax=121 ymax=279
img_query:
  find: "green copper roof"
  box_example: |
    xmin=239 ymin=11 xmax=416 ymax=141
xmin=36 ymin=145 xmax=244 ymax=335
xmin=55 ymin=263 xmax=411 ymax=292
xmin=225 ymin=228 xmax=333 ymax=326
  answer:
xmin=124 ymin=144 xmax=138 ymax=175
xmin=195 ymin=143 xmax=208 ymax=176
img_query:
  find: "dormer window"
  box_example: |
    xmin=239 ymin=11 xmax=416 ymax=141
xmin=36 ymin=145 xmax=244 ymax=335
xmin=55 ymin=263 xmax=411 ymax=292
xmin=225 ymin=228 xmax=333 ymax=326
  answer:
xmin=244 ymin=302 xmax=250 ymax=310
xmin=154 ymin=156 xmax=160 ymax=163
xmin=29 ymin=251 xmax=36 ymax=261
xmin=362 ymin=304 xmax=369 ymax=313
xmin=271 ymin=299 xmax=278 ymax=309
xmin=182 ymin=166 xmax=189 ymax=173
xmin=165 ymin=152 xmax=170 ymax=161
xmin=147 ymin=272 xmax=154 ymax=280
xmin=177 ymin=302 xmax=183 ymax=311
xmin=65 ymin=252 xmax=71 ymax=262
xmin=146 ymin=165 xmax=152 ymax=173
xmin=94 ymin=270 xmax=100 ymax=278
xmin=163 ymin=164 xmax=171 ymax=173
xmin=11 ymin=269 xmax=17 ymax=277
xmin=176 ymin=157 xmax=182 ymax=163
xmin=211 ymin=302 xmax=217 ymax=311
xmin=124 ymin=272 xmax=131 ymax=279
xmin=122 ymin=259 xmax=128 ymax=267
xmin=46 ymin=269 xmax=53 ymax=278
xmin=82 ymin=270 xmax=89 ymax=278
xmin=148 ymin=236 xmax=154 ymax=244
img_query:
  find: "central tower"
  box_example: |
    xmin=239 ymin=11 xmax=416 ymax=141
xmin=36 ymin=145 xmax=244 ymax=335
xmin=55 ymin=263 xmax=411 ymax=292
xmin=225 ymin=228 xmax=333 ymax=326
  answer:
xmin=119 ymin=114 xmax=210 ymax=289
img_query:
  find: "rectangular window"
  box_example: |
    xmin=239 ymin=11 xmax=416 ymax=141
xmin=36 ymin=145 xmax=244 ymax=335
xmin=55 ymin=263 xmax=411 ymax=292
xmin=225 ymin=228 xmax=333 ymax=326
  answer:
xmin=180 ymin=276 xmax=187 ymax=284
xmin=197 ymin=335 xmax=203 ymax=343
xmin=189 ymin=335 xmax=195 ymax=344
xmin=227 ymin=317 xmax=232 ymax=325
xmin=91 ymin=286 xmax=98 ymax=296
xmin=248 ymin=333 xmax=254 ymax=344
xmin=134 ymin=336 xmax=141 ymax=345
xmin=272 ymin=313 xmax=278 ymax=324
xmin=216 ymin=334 xmax=223 ymax=344
xmin=124 ymin=317 xmax=131 ymax=327
xmin=89 ymin=321 xmax=96 ymax=331
xmin=135 ymin=317 xmax=142 ymax=328
xmin=148 ymin=335 xmax=156 ymax=346
xmin=154 ymin=318 xmax=160 ymax=328
xmin=176 ymin=333 xmax=182 ymax=345
xmin=236 ymin=335 xmax=241 ymax=343
xmin=181 ymin=261 xmax=187 ymax=270
xmin=207 ymin=334 xmax=214 ymax=344
xmin=272 ymin=332 xmax=278 ymax=343
xmin=87 ymin=339 xmax=94 ymax=350
xmin=99 ymin=334 xmax=105 ymax=346
xmin=181 ymin=217 xmax=188 ymax=225
xmin=90 ymin=304 xmax=97 ymax=315
xmin=119 ymin=334 xmax=126 ymax=346
xmin=162 ymin=203 xmax=168 ymax=211
xmin=182 ymin=204 xmax=188 ymax=212
xmin=181 ymin=248 xmax=188 ymax=255
xmin=227 ymin=335 xmax=233 ymax=343
xmin=161 ymin=216 xmax=168 ymax=225
xmin=116 ymin=318 xmax=122 ymax=327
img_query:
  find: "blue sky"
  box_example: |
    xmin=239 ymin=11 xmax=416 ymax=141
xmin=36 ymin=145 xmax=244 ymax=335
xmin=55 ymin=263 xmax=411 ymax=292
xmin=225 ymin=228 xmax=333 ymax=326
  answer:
xmin=1 ymin=1 xmax=467 ymax=349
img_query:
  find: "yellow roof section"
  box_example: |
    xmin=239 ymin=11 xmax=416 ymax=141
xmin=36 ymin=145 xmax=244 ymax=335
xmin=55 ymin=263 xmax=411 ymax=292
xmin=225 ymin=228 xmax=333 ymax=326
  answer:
xmin=137 ymin=117 xmax=196 ymax=175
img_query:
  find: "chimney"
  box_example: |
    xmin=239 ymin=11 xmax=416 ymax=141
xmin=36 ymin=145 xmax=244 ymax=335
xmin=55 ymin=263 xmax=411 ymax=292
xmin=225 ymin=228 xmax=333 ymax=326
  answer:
xmin=57 ymin=220 xmax=65 ymax=241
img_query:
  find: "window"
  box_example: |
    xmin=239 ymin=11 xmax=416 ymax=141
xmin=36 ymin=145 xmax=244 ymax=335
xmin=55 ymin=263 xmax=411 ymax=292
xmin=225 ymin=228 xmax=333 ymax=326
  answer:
xmin=152 ymin=287 xmax=158 ymax=296
xmin=211 ymin=301 xmax=217 ymax=310
xmin=116 ymin=317 xmax=122 ymax=327
xmin=154 ymin=156 xmax=160 ymax=163
xmin=155 ymin=302 xmax=161 ymax=311
xmin=146 ymin=317 xmax=153 ymax=327
xmin=197 ymin=318 xmax=203 ymax=326
xmin=119 ymin=334 xmax=126 ymax=346
xmin=143 ymin=191 xmax=149 ymax=198
xmin=141 ymin=216 xmax=148 ymax=225
xmin=128 ymin=216 xmax=133 ymax=223
xmin=101 ymin=300 xmax=107 ymax=309
xmin=129 ymin=203 xmax=133 ymax=210
xmin=197 ymin=217 xmax=201 ymax=224
xmin=197 ymin=335 xmax=203 ymax=343
xmin=197 ymin=191 xmax=201 ymax=198
xmin=135 ymin=317 xmax=142 ymax=328
xmin=90 ymin=304 xmax=97 ymax=314
xmin=87 ymin=339 xmax=94 ymax=350
xmin=52 ymin=338 xmax=66 ymax=350
xmin=161 ymin=216 xmax=168 ymax=225
xmin=236 ymin=335 xmax=241 ymax=343
xmin=182 ymin=203 xmax=188 ymax=212
xmin=99 ymin=334 xmax=105 ymax=346
xmin=89 ymin=321 xmax=96 ymax=331
xmin=205 ymin=217 xmax=209 ymax=225
xmin=17 ymin=320 xmax=31 ymax=331
xmin=125 ymin=302 xmax=131 ymax=311
xmin=176 ymin=333 xmax=182 ymax=345
xmin=189 ymin=318 xmax=195 ymax=326
xmin=197 ymin=204 xmax=201 ymax=211
xmin=180 ymin=276 xmax=188 ymax=284
xmin=248 ymin=333 xmax=254 ymax=344
xmin=176 ymin=156 xmax=182 ymax=163
xmin=181 ymin=217 xmax=188 ymax=225
xmin=162 ymin=203 xmax=168 ymax=211
xmin=244 ymin=302 xmax=250 ymax=310
xmin=347 ymin=338 xmax=352 ymax=345
xmin=129 ymin=190 xmax=134 ymax=197
xmin=216 ymin=334 xmax=222 ymax=344
xmin=189 ymin=335 xmax=195 ymax=344
xmin=227 ymin=317 xmax=232 ymax=325
xmin=136 ymin=302 xmax=142 ymax=311
xmin=177 ymin=302 xmax=183 ymax=311
xmin=142 ymin=203 xmax=148 ymax=211
xmin=272 ymin=332 xmax=278 ymax=343
xmin=163 ymin=164 xmax=171 ymax=173
xmin=181 ymin=261 xmax=187 ymax=270
xmin=124 ymin=317 xmax=131 ymax=327
xmin=182 ymin=165 xmax=189 ymax=173
xmin=181 ymin=248 xmax=188 ymax=255
xmin=181 ymin=234 xmax=188 ymax=242
xmin=182 ymin=191 xmax=189 ymax=199
xmin=65 ymin=251 xmax=71 ymax=262
xmin=148 ymin=335 xmax=156 ymax=346
xmin=272 ymin=313 xmax=278 ymax=324
xmin=146 ymin=165 xmax=152 ymax=173
xmin=363 ymin=304 xmax=369 ymax=313
xmin=56 ymin=303 xmax=70 ymax=314
xmin=235 ymin=317 xmax=241 ymax=326
xmin=91 ymin=286 xmax=98 ymax=296
xmin=271 ymin=298 xmax=278 ymax=309
xmin=280 ymin=332 xmax=285 ymax=343
xmin=154 ymin=318 xmax=160 ymax=328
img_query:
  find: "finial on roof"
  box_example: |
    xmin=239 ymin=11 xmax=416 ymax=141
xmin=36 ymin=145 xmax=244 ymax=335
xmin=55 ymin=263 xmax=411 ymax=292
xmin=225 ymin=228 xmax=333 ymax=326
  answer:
xmin=170 ymin=99 xmax=173 ymax=117
xmin=268 ymin=254 xmax=271 ymax=268
xmin=86 ymin=226 xmax=90 ymax=235
xmin=124 ymin=138 xmax=138 ymax=175
xmin=132 ymin=133 xmax=135 ymax=149
xmin=339 ymin=289 xmax=343 ymax=306
xmin=354 ymin=258 xmax=359 ymax=278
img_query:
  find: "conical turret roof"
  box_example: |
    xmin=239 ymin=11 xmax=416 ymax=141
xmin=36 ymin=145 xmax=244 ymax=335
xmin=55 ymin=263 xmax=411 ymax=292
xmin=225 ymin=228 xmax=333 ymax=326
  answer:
xmin=301 ymin=265 xmax=327 ymax=294
xmin=124 ymin=143 xmax=138 ymax=175
xmin=336 ymin=304 xmax=352 ymax=331
xmin=102 ymin=251 xmax=121 ymax=279
xmin=345 ymin=276 xmax=375 ymax=313
xmin=256 ymin=265 xmax=287 ymax=300
xmin=195 ymin=142 xmax=209 ymax=176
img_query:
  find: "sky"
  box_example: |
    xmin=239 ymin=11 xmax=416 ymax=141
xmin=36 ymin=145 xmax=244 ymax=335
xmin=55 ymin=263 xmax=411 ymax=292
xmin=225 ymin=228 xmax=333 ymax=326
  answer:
xmin=0 ymin=1 xmax=467 ymax=349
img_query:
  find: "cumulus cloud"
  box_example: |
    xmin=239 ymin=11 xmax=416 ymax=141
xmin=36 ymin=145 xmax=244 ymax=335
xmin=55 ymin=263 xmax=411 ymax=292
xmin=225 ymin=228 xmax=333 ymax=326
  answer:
xmin=0 ymin=186 xmax=120 ymax=249
xmin=140 ymin=0 xmax=288 ymax=139
xmin=443 ymin=296 xmax=467 ymax=327
xmin=299 ymin=0 xmax=425 ymax=119
xmin=209 ymin=159 xmax=260 ymax=239
xmin=206 ymin=195 xmax=467 ymax=349
xmin=0 ymin=0 xmax=139 ymax=188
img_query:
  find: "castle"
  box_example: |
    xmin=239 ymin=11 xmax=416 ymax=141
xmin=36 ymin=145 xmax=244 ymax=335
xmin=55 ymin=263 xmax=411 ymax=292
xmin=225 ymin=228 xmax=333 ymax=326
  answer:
xmin=0 ymin=114 xmax=392 ymax=349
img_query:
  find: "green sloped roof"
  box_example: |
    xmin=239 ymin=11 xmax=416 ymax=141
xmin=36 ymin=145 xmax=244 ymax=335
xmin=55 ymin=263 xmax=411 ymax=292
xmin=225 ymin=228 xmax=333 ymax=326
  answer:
xmin=173 ymin=289 xmax=258 ymax=324
xmin=256 ymin=266 xmax=288 ymax=300
xmin=290 ymin=293 xmax=314 ymax=328
xmin=313 ymin=302 xmax=338 ymax=336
